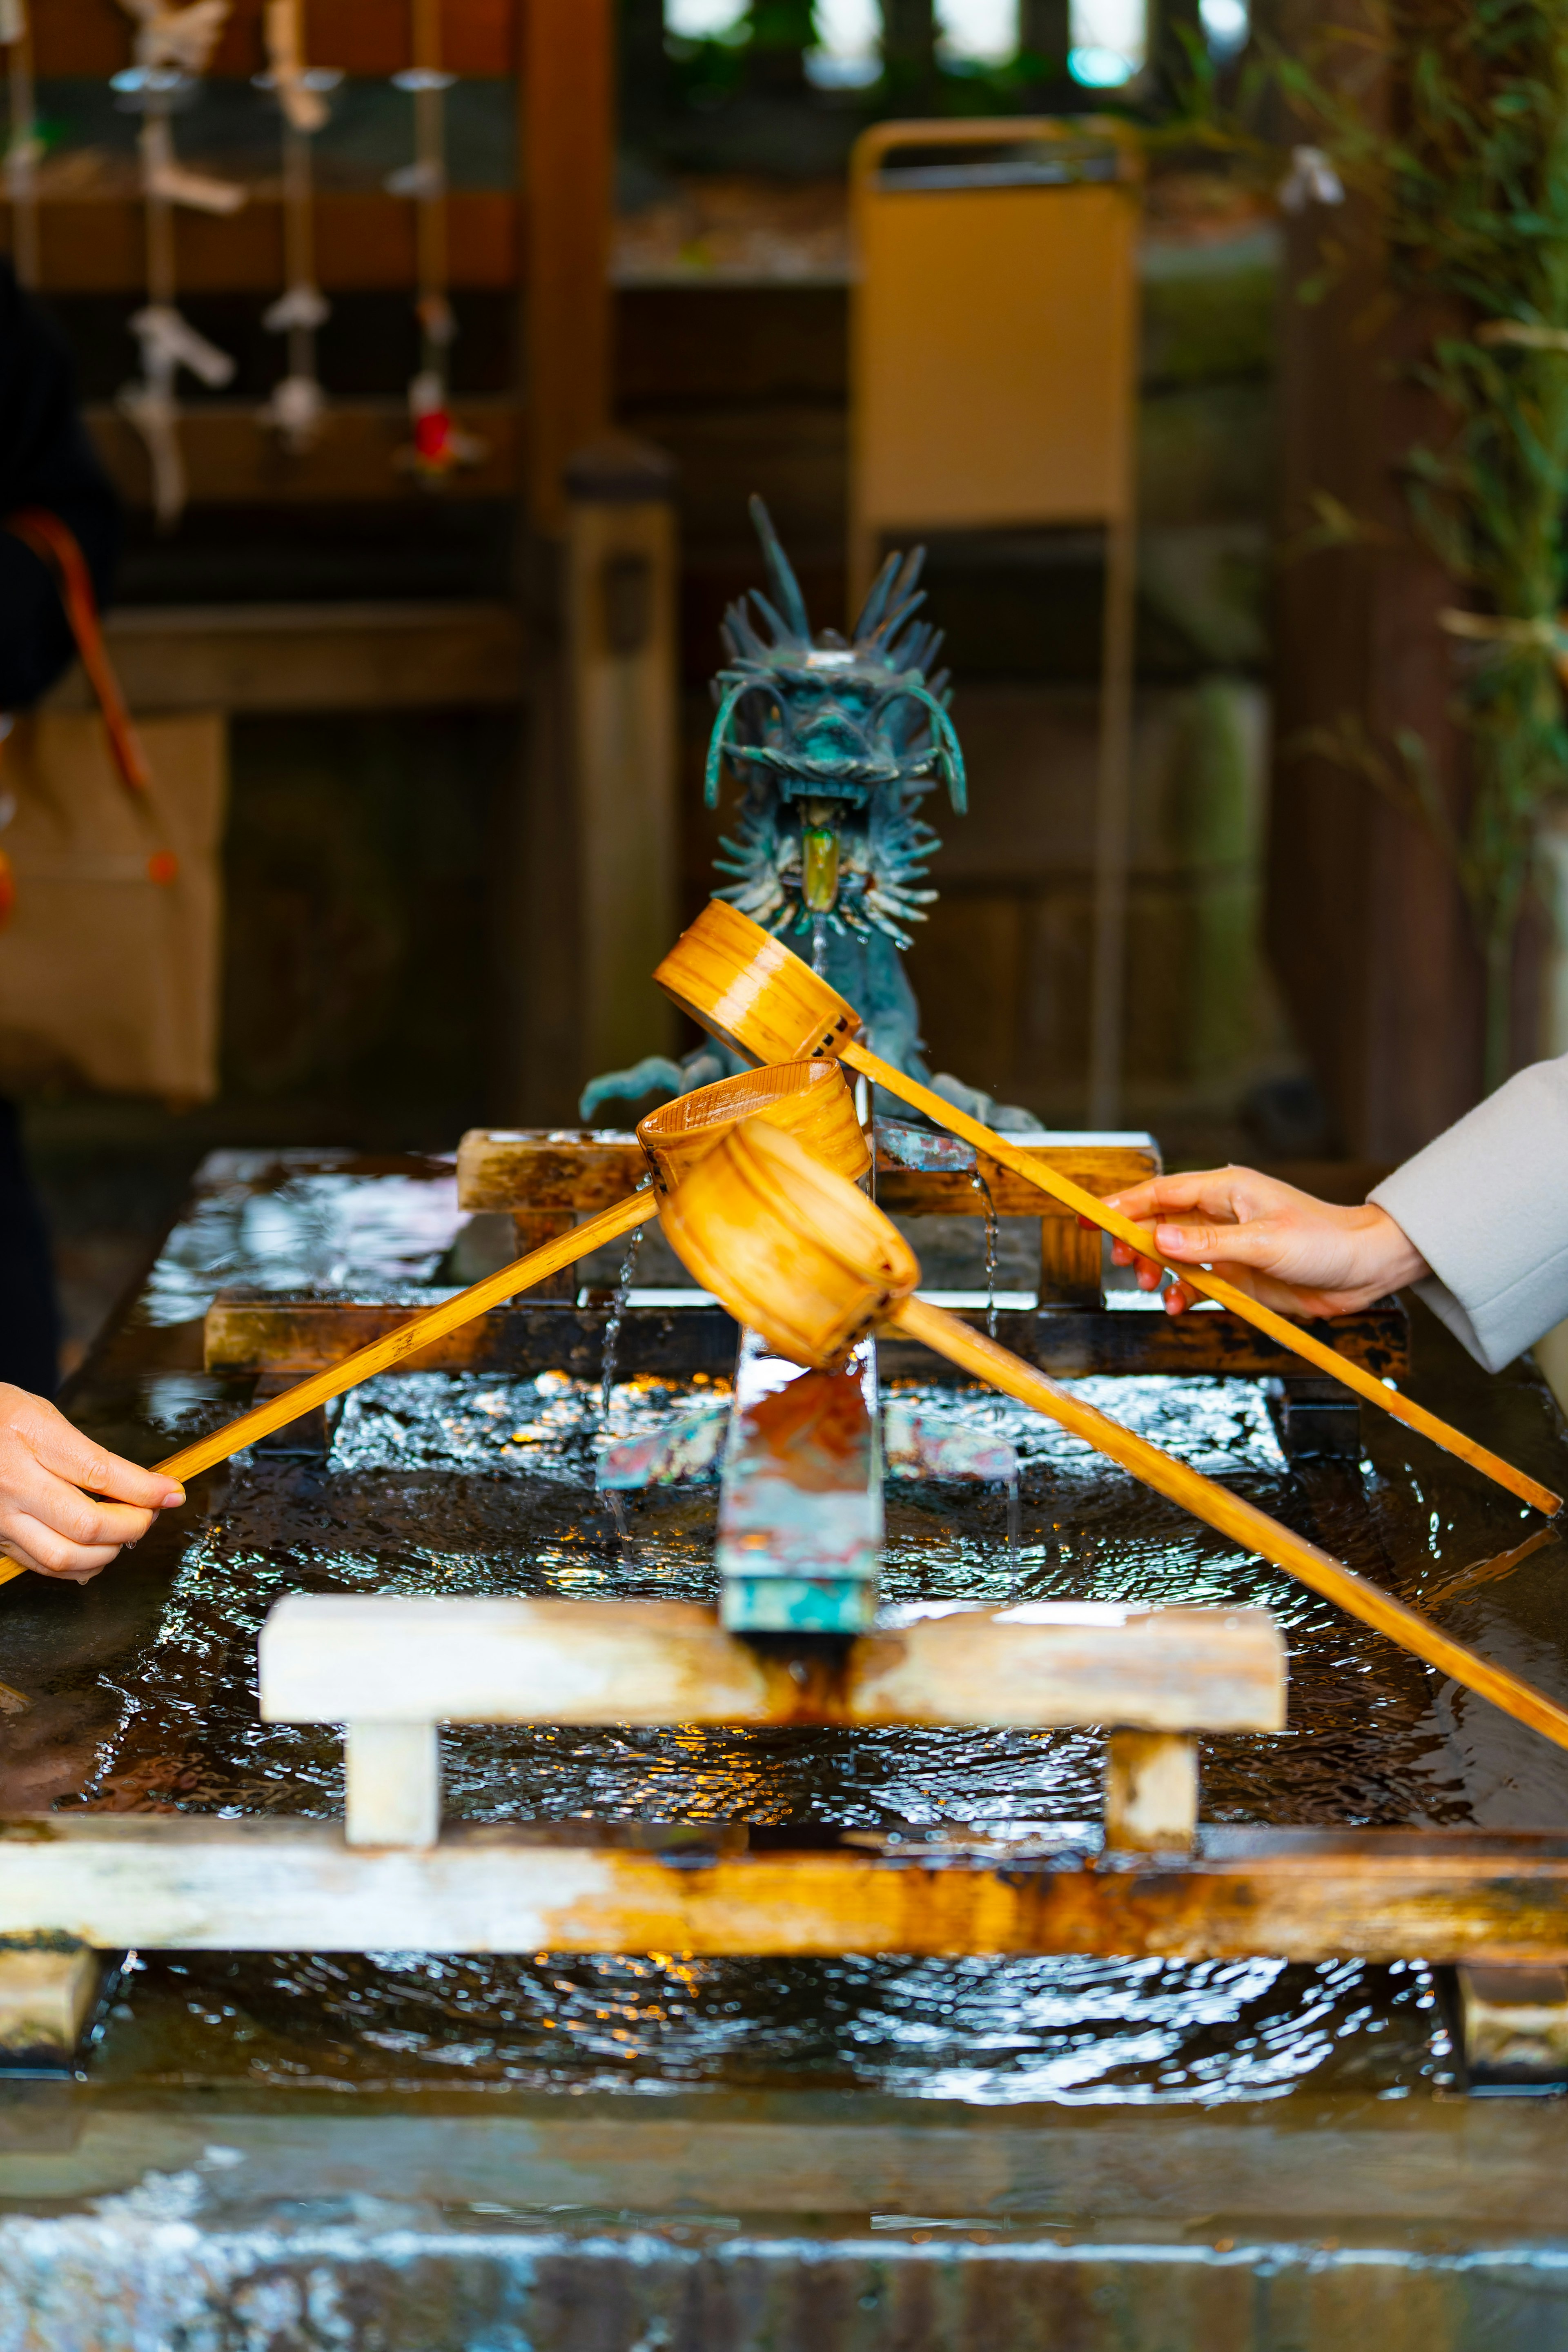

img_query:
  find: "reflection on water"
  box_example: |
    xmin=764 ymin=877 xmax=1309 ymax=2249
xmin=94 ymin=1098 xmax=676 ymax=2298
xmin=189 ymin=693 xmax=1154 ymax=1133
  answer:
xmin=140 ymin=1151 xmax=466 ymax=1327
xmin=105 ymin=1948 xmax=1449 ymax=2104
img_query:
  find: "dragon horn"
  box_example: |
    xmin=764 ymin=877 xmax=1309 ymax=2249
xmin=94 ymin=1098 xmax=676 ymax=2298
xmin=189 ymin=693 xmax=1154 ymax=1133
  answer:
xmin=748 ymin=494 xmax=812 ymax=644
xmin=852 ymin=548 xmax=904 ymax=642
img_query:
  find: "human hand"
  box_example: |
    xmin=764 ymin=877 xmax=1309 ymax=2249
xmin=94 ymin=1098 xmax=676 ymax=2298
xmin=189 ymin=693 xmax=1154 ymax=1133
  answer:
xmin=0 ymin=1385 xmax=185 ymax=1584
xmin=1087 ymin=1167 xmax=1429 ymax=1320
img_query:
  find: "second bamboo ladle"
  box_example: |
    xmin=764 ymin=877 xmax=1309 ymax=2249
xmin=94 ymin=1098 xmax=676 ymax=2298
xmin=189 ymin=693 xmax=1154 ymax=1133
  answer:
xmin=655 ymin=898 xmax=1560 ymax=1519
xmin=0 ymin=1061 xmax=868 ymax=1588
xmin=659 ymin=1115 xmax=1568 ymax=1755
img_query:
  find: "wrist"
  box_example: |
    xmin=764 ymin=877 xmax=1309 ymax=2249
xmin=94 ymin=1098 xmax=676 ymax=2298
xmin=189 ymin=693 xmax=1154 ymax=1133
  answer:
xmin=1360 ymin=1204 xmax=1429 ymax=1295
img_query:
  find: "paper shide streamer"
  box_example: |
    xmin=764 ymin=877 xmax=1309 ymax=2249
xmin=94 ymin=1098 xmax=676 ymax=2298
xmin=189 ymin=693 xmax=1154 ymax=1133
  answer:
xmin=114 ymin=0 xmax=246 ymax=528
xmin=256 ymin=0 xmax=338 ymax=452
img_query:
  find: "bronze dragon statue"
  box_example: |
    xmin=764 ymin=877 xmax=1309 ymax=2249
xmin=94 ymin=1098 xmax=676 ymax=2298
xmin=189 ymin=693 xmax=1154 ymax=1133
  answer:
xmin=580 ymin=496 xmax=1033 ymax=1131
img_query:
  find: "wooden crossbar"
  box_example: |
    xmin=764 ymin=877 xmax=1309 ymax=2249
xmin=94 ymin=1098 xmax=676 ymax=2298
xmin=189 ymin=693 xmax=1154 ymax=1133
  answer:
xmin=258 ymin=1595 xmax=1285 ymax=1734
xmin=202 ymin=1292 xmax=1409 ymax=1385
xmin=7 ymin=1818 xmax=1568 ymax=1962
xmin=257 ymin=1596 xmax=1281 ymax=1850
xmin=455 ymin=1128 xmax=1160 ymax=1219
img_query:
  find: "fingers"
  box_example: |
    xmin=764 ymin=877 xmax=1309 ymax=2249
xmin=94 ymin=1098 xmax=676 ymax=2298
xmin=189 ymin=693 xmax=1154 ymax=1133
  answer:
xmin=0 ymin=1385 xmax=185 ymax=1584
xmin=0 ymin=1515 xmax=127 ymax=1583
xmin=0 ymin=1386 xmax=184 ymax=1511
xmin=1103 ymin=1171 xmax=1257 ymax=1226
xmin=0 ymin=1453 xmax=159 ymax=1552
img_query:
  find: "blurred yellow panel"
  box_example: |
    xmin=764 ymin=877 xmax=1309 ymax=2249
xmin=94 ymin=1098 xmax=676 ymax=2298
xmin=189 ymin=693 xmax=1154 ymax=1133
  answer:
xmin=850 ymin=121 xmax=1141 ymax=584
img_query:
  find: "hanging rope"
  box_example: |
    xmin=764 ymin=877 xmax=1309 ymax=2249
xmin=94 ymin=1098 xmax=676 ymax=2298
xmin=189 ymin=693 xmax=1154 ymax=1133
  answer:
xmin=114 ymin=0 xmax=244 ymax=528
xmin=0 ymin=508 xmax=178 ymax=927
xmin=258 ymin=0 xmax=333 ymax=452
xmin=388 ymin=0 xmax=484 ymax=481
xmin=0 ymin=0 xmax=40 ymax=290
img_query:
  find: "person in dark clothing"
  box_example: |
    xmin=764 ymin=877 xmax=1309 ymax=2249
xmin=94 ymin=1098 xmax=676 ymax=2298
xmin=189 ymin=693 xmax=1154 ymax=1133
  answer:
xmin=0 ymin=259 xmax=122 ymax=1392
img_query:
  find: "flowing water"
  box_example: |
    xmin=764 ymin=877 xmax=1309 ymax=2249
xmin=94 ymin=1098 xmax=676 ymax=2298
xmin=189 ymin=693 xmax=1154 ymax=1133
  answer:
xmin=598 ymin=1218 xmax=647 ymax=1430
xmin=32 ymin=1152 xmax=1568 ymax=2108
xmin=969 ymin=1171 xmax=1000 ymax=1341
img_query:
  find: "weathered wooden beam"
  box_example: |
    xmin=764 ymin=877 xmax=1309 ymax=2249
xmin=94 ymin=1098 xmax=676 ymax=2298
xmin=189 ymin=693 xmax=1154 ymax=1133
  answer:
xmin=84 ymin=405 xmax=519 ymax=511
xmin=9 ymin=1819 xmax=1568 ymax=1961
xmin=457 ymin=1129 xmax=643 ymax=1212
xmin=205 ymin=1292 xmax=740 ymax=1380
xmin=258 ymin=1597 xmax=1286 ymax=1735
xmin=8 ymin=194 xmax=517 ymax=296
xmin=44 ymin=600 xmax=525 ymax=712
xmin=203 ymin=1291 xmax=1408 ymax=1385
xmin=455 ymin=1129 xmax=1162 ymax=1218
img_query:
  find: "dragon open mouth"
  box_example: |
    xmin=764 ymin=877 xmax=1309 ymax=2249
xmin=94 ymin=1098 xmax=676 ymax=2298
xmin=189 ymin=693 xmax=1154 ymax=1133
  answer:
xmin=703 ymin=497 xmax=966 ymax=952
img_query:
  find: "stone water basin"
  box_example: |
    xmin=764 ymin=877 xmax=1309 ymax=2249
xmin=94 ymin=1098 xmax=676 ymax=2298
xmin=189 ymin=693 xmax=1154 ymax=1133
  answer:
xmin=4 ymin=1149 xmax=1568 ymax=2347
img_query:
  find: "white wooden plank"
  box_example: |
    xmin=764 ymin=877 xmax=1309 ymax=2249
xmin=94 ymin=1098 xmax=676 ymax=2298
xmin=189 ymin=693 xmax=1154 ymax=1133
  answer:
xmin=258 ymin=1597 xmax=1285 ymax=1735
xmin=3 ymin=1818 xmax=1568 ymax=1962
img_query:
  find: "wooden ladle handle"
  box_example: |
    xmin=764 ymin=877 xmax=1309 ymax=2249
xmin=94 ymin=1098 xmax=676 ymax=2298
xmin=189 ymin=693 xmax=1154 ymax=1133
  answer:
xmin=891 ymin=1294 xmax=1568 ymax=1754
xmin=844 ymin=1040 xmax=1560 ymax=1520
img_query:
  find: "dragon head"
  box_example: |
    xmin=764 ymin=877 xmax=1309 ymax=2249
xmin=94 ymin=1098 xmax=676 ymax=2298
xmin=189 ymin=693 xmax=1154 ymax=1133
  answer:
xmin=706 ymin=497 xmax=965 ymax=951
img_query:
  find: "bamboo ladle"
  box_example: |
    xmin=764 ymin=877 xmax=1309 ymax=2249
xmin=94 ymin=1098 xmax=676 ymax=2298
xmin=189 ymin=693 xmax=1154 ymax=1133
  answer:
xmin=659 ymin=1115 xmax=1568 ymax=1753
xmin=656 ymin=898 xmax=1561 ymax=1519
xmin=0 ymin=1061 xmax=868 ymax=1588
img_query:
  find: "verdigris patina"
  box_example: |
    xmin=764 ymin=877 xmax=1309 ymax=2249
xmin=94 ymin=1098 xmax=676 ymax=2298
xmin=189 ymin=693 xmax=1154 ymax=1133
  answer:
xmin=580 ymin=497 xmax=1033 ymax=1129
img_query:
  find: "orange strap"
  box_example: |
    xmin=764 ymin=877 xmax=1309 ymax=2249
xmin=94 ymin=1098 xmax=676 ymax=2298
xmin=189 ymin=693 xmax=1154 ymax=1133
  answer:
xmin=4 ymin=506 xmax=152 ymax=795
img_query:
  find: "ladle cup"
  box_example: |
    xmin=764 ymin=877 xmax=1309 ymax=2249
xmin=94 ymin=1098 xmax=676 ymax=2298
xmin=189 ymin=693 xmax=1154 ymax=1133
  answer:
xmin=655 ymin=898 xmax=1560 ymax=1519
xmin=659 ymin=1116 xmax=1568 ymax=1755
xmin=0 ymin=1061 xmax=866 ymax=1588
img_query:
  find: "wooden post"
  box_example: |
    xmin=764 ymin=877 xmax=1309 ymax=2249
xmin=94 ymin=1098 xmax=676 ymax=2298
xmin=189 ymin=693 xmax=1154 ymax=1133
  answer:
xmin=1267 ymin=49 xmax=1483 ymax=1159
xmin=520 ymin=0 xmax=613 ymax=538
xmin=1104 ymin=1730 xmax=1199 ymax=1853
xmin=0 ymin=1943 xmax=103 ymax=2066
xmin=344 ymin=1721 xmax=440 ymax=1850
xmin=1453 ymin=1964 xmax=1568 ymax=2088
xmin=503 ymin=0 xmax=618 ymax=1122
xmin=564 ymin=440 xmax=679 ymax=1087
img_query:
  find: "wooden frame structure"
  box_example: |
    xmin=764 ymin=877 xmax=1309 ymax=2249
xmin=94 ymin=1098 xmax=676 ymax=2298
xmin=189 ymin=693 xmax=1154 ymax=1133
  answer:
xmin=10 ymin=1589 xmax=1568 ymax=1975
xmin=200 ymin=1128 xmax=1406 ymax=1423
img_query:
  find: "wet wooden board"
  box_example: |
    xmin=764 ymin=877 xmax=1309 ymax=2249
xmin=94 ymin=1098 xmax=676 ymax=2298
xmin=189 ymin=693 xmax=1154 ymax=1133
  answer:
xmin=456 ymin=1128 xmax=1160 ymax=1218
xmin=9 ymin=1817 xmax=1568 ymax=1962
xmin=258 ymin=1595 xmax=1287 ymax=1735
xmin=203 ymin=1291 xmax=1409 ymax=1385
